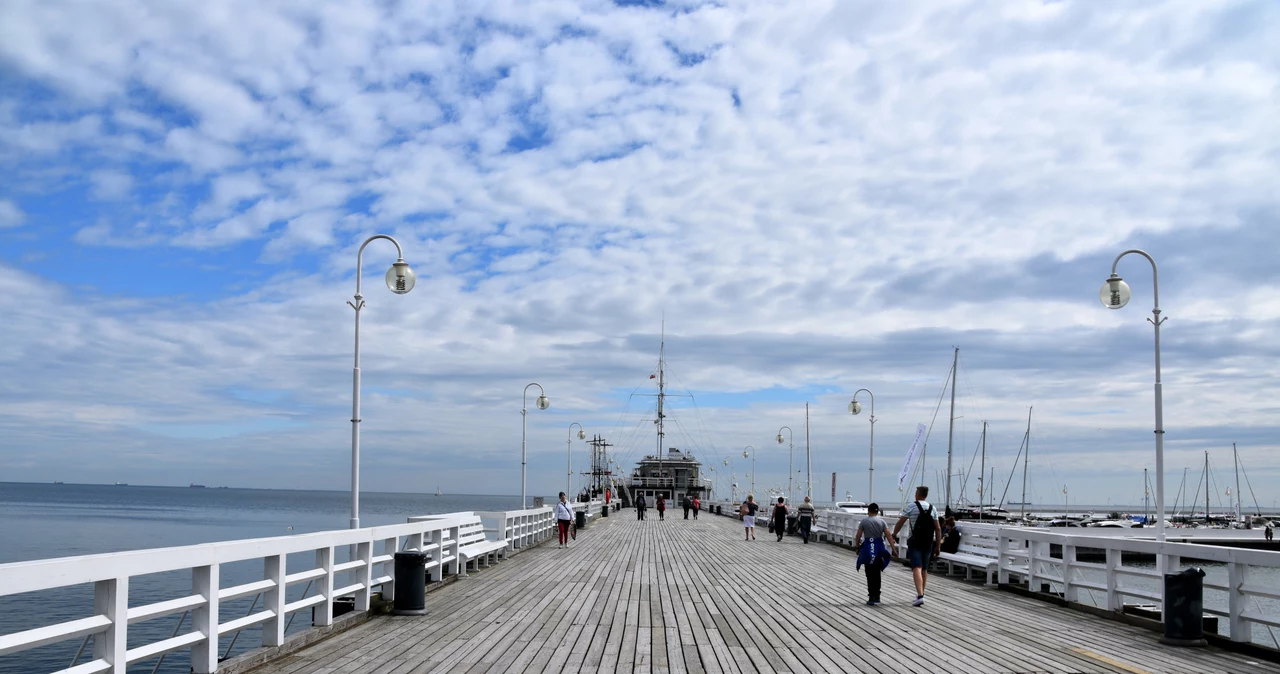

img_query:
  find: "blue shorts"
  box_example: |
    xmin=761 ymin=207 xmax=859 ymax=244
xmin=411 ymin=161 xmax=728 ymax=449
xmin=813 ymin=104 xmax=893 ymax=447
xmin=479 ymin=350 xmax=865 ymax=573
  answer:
xmin=908 ymin=548 xmax=932 ymax=569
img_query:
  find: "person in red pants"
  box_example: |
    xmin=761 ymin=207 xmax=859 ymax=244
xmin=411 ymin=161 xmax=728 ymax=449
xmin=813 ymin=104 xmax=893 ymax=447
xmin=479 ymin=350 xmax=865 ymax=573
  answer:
xmin=554 ymin=492 xmax=575 ymax=548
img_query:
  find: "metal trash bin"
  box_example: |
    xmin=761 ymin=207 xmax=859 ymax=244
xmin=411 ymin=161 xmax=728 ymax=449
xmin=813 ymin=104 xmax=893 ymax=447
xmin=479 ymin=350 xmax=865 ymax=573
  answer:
xmin=601 ymin=504 xmax=609 ymax=517
xmin=392 ymin=551 xmax=429 ymax=616
xmin=1160 ymin=567 xmax=1206 ymax=646
xmin=575 ymin=510 xmax=587 ymax=529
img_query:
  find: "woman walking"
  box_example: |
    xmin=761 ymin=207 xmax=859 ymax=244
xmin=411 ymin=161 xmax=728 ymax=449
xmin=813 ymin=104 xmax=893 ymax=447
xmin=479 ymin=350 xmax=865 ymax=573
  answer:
xmin=656 ymin=495 xmax=667 ymax=521
xmin=772 ymin=496 xmax=789 ymax=542
xmin=554 ymin=492 xmax=575 ymax=548
xmin=740 ymin=495 xmax=758 ymax=540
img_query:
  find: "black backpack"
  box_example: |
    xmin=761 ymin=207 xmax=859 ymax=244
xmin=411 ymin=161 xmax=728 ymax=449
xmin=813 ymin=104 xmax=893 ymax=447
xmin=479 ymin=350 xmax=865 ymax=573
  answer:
xmin=908 ymin=501 xmax=936 ymax=549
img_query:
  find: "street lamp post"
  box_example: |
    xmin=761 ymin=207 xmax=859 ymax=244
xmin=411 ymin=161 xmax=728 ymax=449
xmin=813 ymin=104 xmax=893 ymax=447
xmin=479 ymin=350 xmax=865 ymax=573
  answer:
xmin=347 ymin=234 xmax=416 ymax=530
xmin=743 ymin=446 xmax=755 ymax=494
xmin=567 ymin=423 xmax=586 ymax=499
xmin=776 ymin=427 xmax=794 ymax=504
xmin=1100 ymin=248 xmax=1166 ymax=544
xmin=521 ymin=383 xmax=550 ymax=509
xmin=849 ymin=389 xmax=876 ymax=502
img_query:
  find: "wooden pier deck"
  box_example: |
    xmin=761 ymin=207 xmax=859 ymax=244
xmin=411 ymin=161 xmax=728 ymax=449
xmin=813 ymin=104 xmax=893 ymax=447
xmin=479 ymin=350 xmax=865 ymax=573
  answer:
xmin=248 ymin=511 xmax=1278 ymax=674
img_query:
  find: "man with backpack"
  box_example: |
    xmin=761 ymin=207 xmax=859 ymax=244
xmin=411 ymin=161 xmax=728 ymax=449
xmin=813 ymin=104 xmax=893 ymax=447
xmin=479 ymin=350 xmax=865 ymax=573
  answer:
xmin=893 ymin=485 xmax=942 ymax=606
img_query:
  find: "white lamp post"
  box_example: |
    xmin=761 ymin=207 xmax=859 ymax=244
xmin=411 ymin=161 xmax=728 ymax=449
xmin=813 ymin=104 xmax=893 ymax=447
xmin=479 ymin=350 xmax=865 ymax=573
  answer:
xmin=567 ymin=422 xmax=586 ymax=499
xmin=849 ymin=389 xmax=876 ymax=502
xmin=520 ymin=383 xmax=550 ymax=509
xmin=347 ymin=234 xmax=415 ymax=530
xmin=743 ymin=446 xmax=755 ymax=494
xmin=1100 ymin=249 xmax=1166 ymax=543
xmin=776 ymin=426 xmax=794 ymax=504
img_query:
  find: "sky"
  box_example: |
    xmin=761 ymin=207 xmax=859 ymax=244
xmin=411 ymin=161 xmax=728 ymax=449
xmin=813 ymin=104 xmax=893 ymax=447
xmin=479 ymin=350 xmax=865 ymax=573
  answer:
xmin=1 ymin=0 xmax=1278 ymax=512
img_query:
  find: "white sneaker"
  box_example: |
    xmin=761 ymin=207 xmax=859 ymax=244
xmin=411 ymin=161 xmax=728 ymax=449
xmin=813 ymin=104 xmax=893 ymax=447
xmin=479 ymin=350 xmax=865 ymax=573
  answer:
xmin=912 ymin=596 xmax=925 ymax=607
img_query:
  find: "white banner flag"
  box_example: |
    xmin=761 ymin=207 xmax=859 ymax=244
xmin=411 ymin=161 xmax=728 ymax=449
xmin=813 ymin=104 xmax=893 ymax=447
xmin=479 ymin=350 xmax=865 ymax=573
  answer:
xmin=897 ymin=423 xmax=927 ymax=492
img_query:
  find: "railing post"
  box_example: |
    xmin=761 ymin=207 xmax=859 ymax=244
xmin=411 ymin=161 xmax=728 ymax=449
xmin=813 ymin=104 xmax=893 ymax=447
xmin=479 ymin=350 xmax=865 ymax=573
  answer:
xmin=1062 ymin=544 xmax=1077 ymax=602
xmin=93 ymin=577 xmax=128 ymax=674
xmin=1027 ymin=540 xmax=1039 ymax=591
xmin=1105 ymin=547 xmax=1121 ymax=611
xmin=1227 ymin=561 xmax=1250 ymax=642
xmin=315 ymin=547 xmax=334 ymax=627
xmin=448 ymin=522 xmax=461 ymax=576
xmin=264 ymin=555 xmax=286 ymax=647
xmin=356 ymin=541 xmax=372 ymax=611
xmin=381 ymin=538 xmax=397 ymax=602
xmin=191 ymin=565 xmax=219 ymax=674
xmin=997 ymin=532 xmax=1010 ymax=584
xmin=429 ymin=528 xmax=444 ymax=582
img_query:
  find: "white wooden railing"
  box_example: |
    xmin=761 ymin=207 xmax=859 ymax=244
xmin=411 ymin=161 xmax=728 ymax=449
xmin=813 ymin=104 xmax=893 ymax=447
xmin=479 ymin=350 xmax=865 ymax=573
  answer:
xmin=993 ymin=525 xmax=1280 ymax=644
xmin=0 ymin=507 xmax=556 ymax=674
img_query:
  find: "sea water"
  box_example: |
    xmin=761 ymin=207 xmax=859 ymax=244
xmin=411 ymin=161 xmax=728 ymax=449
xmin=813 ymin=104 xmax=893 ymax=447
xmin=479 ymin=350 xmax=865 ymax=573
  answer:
xmin=0 ymin=482 xmax=527 ymax=674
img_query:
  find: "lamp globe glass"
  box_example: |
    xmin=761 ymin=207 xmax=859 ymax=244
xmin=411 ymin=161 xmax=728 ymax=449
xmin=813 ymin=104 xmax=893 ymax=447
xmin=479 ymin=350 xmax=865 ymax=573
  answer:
xmin=849 ymin=400 xmax=862 ymax=415
xmin=386 ymin=261 xmax=416 ymax=294
xmin=1099 ymin=275 xmax=1131 ymax=309
xmin=536 ymin=394 xmax=550 ymax=410
xmin=577 ymin=429 xmax=586 ymax=440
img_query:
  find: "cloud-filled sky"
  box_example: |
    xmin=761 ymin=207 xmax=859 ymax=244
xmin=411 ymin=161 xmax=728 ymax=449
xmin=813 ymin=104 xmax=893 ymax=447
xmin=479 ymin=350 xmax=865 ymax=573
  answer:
xmin=2 ymin=0 xmax=1278 ymax=512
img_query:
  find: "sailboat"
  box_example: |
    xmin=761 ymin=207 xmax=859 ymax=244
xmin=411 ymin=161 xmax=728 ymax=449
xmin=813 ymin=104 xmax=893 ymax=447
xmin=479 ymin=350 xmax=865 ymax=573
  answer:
xmin=435 ymin=486 xmax=442 ymax=497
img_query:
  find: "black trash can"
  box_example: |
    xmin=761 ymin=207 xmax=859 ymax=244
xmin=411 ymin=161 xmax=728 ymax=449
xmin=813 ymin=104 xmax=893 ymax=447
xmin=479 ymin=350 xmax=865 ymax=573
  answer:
xmin=575 ymin=510 xmax=587 ymax=529
xmin=1160 ymin=567 xmax=1206 ymax=646
xmin=601 ymin=503 xmax=609 ymax=517
xmin=392 ymin=551 xmax=429 ymax=616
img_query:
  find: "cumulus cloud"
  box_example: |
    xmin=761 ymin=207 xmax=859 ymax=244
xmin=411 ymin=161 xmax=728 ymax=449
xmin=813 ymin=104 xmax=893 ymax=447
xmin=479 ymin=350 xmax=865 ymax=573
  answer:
xmin=0 ymin=0 xmax=1277 ymax=506
xmin=0 ymin=199 xmax=23 ymax=228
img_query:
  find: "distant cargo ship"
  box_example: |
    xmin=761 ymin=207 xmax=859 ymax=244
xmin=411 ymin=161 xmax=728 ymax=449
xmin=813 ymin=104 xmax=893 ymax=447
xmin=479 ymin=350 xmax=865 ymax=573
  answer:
xmin=189 ymin=484 xmax=206 ymax=488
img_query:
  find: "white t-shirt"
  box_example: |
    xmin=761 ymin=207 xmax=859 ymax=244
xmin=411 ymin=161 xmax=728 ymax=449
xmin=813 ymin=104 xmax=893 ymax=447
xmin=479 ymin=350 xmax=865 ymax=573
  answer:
xmin=554 ymin=502 xmax=575 ymax=521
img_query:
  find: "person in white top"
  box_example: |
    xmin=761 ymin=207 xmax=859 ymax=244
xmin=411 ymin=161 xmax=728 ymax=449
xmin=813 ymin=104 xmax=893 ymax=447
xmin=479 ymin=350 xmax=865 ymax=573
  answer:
xmin=554 ymin=492 xmax=575 ymax=548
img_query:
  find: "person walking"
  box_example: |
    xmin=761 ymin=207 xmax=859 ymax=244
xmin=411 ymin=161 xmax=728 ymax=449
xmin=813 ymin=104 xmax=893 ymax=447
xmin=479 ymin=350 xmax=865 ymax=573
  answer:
xmin=692 ymin=496 xmax=701 ymax=519
xmin=893 ymin=485 xmax=942 ymax=606
xmin=554 ymin=492 xmax=575 ymax=548
xmin=772 ymin=496 xmax=789 ymax=542
xmin=855 ymin=503 xmax=896 ymax=605
xmin=636 ymin=493 xmax=647 ymax=521
xmin=656 ymin=495 xmax=667 ymax=521
xmin=740 ymin=495 xmax=758 ymax=541
xmin=683 ymin=495 xmax=691 ymax=520
xmin=1267 ymin=520 xmax=1274 ymax=542
xmin=797 ymin=496 xmax=817 ymax=544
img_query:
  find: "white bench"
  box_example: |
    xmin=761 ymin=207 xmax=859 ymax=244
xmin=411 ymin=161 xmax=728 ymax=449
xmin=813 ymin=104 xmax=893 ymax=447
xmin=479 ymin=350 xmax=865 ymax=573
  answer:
xmin=937 ymin=525 xmax=1000 ymax=586
xmin=456 ymin=516 xmax=508 ymax=577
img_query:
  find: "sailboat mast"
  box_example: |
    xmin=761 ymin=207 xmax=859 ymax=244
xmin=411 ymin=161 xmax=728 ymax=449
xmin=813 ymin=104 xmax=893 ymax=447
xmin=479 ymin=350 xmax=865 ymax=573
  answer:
xmin=946 ymin=347 xmax=958 ymax=511
xmin=1204 ymin=451 xmax=1210 ymax=522
xmin=1144 ymin=468 xmax=1150 ymax=524
xmin=979 ymin=421 xmax=986 ymax=521
xmin=1233 ymin=443 xmax=1242 ymax=525
xmin=1020 ymin=407 xmax=1032 ymax=522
